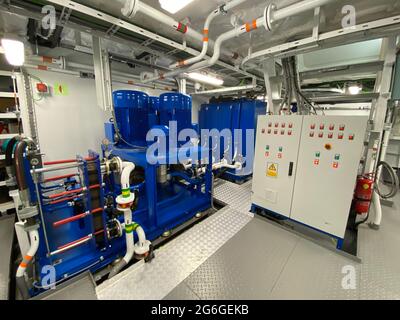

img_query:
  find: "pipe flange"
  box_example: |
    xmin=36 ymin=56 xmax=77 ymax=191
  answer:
xmin=134 ymin=240 xmax=151 ymax=256
xmin=116 ymin=194 xmax=135 ymax=208
xmin=263 ymin=3 xmax=276 ymax=31
xmin=121 ymin=0 xmax=139 ymax=18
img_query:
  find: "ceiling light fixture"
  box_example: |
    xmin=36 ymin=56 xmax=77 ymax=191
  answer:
xmin=188 ymin=72 xmax=224 ymax=86
xmin=159 ymin=0 xmax=195 ymax=14
xmin=347 ymin=83 xmax=362 ymax=95
xmin=1 ymin=37 xmax=25 ymax=67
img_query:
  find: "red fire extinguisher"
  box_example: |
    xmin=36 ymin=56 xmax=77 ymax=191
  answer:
xmin=354 ymin=175 xmax=375 ymax=215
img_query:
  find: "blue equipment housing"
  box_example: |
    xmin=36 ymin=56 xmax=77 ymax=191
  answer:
xmin=17 ymin=90 xmax=213 ymax=297
xmin=199 ymin=98 xmax=266 ymax=183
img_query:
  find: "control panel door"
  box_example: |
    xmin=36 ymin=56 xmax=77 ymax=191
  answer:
xmin=252 ymin=116 xmax=304 ymax=218
xmin=290 ymin=116 xmax=368 ymax=238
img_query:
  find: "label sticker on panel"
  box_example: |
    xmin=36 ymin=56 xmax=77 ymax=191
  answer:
xmin=267 ymin=163 xmax=278 ymax=178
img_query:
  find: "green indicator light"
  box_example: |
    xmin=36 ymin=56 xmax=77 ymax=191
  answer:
xmin=335 ymin=154 xmax=340 ymax=160
xmin=315 ymin=152 xmax=321 ymax=158
xmin=266 ymin=145 xmax=270 ymax=151
xmin=279 ymin=147 xmax=283 ymax=152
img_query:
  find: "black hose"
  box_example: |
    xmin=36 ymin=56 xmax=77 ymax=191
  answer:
xmin=14 ymin=141 xmax=28 ymax=191
xmin=375 ymin=161 xmax=399 ymax=199
xmin=5 ymin=137 xmax=19 ymax=167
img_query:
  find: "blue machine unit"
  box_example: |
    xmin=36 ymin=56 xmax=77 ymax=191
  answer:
xmin=12 ymin=90 xmax=213 ymax=298
xmin=199 ymin=98 xmax=266 ymax=183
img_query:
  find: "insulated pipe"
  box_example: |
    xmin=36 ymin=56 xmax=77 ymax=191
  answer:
xmin=16 ymin=229 xmax=39 ymax=300
xmin=169 ymin=0 xmax=247 ymax=69
xmin=192 ymin=84 xmax=257 ymax=95
xmin=121 ymin=0 xmax=238 ymax=60
xmin=242 ymin=0 xmax=335 ymax=66
xmin=143 ymin=15 xmax=266 ymax=84
xmin=371 ymin=191 xmax=382 ymax=229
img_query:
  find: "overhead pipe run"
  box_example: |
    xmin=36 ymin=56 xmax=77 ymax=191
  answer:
xmin=121 ymin=0 xmax=239 ymax=61
xmin=192 ymin=84 xmax=258 ymax=95
xmin=142 ymin=0 xmax=334 ymax=84
xmin=169 ymin=0 xmax=247 ymax=69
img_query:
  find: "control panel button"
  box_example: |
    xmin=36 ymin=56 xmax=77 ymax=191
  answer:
xmin=349 ymin=134 xmax=355 ymax=141
xmin=339 ymin=125 xmax=345 ymax=131
xmin=333 ymin=162 xmax=339 ymax=169
xmin=289 ymin=123 xmax=293 ymax=128
xmin=310 ymin=132 xmax=315 ymax=137
xmin=320 ymin=124 xmax=325 ymax=130
xmin=314 ymin=159 xmax=320 ymax=165
xmin=329 ymin=124 xmax=335 ymax=131
xmin=315 ymin=152 xmax=321 ymax=158
xmin=318 ymin=132 xmax=324 ymax=138
xmin=281 ymin=123 xmax=286 ymax=128
xmin=311 ymin=124 xmax=316 ymax=130
xmin=328 ymin=133 xmax=333 ymax=139
xmin=281 ymin=130 xmax=285 ymax=135
xmin=338 ymin=134 xmax=344 ymax=140
xmin=262 ymin=129 xmax=266 ymax=134
xmin=274 ymin=130 xmax=278 ymax=135
xmin=335 ymin=154 xmax=340 ymax=161
xmin=266 ymin=145 xmax=270 ymax=151
xmin=268 ymin=129 xmax=272 ymax=134
xmin=275 ymin=123 xmax=279 ymax=128
xmin=278 ymin=153 xmax=283 ymax=159
xmin=268 ymin=122 xmax=272 ymax=127
xmin=278 ymin=147 xmax=283 ymax=152
xmin=288 ymin=130 xmax=293 ymax=136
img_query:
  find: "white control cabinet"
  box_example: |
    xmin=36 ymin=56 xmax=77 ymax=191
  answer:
xmin=252 ymin=115 xmax=368 ymax=239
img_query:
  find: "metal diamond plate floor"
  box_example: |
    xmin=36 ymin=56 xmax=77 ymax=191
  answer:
xmin=94 ymin=179 xmax=400 ymax=300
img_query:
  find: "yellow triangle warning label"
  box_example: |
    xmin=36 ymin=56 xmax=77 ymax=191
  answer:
xmin=267 ymin=163 xmax=278 ymax=178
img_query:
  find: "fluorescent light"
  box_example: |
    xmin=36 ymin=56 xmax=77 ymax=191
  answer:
xmin=348 ymin=84 xmax=362 ymax=95
xmin=188 ymin=72 xmax=224 ymax=86
xmin=159 ymin=0 xmax=195 ymax=14
xmin=1 ymin=38 xmax=25 ymax=66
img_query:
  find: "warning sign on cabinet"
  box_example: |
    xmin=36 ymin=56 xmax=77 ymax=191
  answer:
xmin=267 ymin=163 xmax=278 ymax=178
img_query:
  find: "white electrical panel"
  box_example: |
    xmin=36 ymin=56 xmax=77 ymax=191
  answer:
xmin=252 ymin=115 xmax=368 ymax=239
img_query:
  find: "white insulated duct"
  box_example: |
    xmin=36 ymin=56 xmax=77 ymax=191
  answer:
xmin=142 ymin=0 xmax=336 ymax=84
xmin=121 ymin=0 xmax=239 ymax=61
xmin=169 ymin=0 xmax=247 ymax=69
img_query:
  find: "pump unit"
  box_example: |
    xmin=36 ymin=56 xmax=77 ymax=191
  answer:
xmin=251 ymin=115 xmax=368 ymax=247
xmin=199 ymin=98 xmax=266 ymax=183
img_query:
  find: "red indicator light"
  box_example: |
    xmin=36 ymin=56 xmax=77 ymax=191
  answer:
xmin=339 ymin=125 xmax=345 ymax=131
xmin=281 ymin=123 xmax=286 ymax=128
xmin=333 ymin=162 xmax=339 ymax=169
xmin=314 ymin=160 xmax=320 ymax=165
xmin=338 ymin=134 xmax=344 ymax=140
xmin=319 ymin=133 xmax=324 ymax=138
xmin=289 ymin=123 xmax=293 ymax=128
xmin=275 ymin=123 xmax=279 ymax=128
xmin=329 ymin=125 xmax=335 ymax=131
xmin=278 ymin=153 xmax=283 ymax=159
xmin=268 ymin=123 xmax=272 ymax=127
xmin=265 ymin=152 xmax=270 ymax=157
xmin=328 ymin=133 xmax=333 ymax=139
xmin=311 ymin=124 xmax=316 ymax=130
xmin=320 ymin=124 xmax=325 ymax=130
xmin=288 ymin=130 xmax=292 ymax=136
xmin=349 ymin=134 xmax=355 ymax=141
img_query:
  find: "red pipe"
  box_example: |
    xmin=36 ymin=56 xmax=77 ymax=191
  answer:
xmin=44 ymin=157 xmax=97 ymax=166
xmin=48 ymin=184 xmax=101 ymax=199
xmin=48 ymin=194 xmax=82 ymax=205
xmin=57 ymin=229 xmax=105 ymax=251
xmin=44 ymin=173 xmax=77 ymax=183
xmin=53 ymin=207 xmax=104 ymax=227
xmin=44 ymin=159 xmax=77 ymax=166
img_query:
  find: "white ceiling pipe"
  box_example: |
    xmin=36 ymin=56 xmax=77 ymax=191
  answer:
xmin=142 ymin=15 xmax=267 ymax=84
xmin=121 ymin=0 xmax=239 ymax=61
xmin=242 ymin=0 xmax=336 ymax=66
xmin=169 ymin=0 xmax=247 ymax=69
xmin=192 ymin=84 xmax=257 ymax=95
xmin=142 ymin=0 xmax=334 ymax=84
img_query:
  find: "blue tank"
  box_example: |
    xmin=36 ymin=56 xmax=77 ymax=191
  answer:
xmin=159 ymin=93 xmax=192 ymax=134
xmin=148 ymin=96 xmax=160 ymax=129
xmin=113 ymin=90 xmax=149 ymax=146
